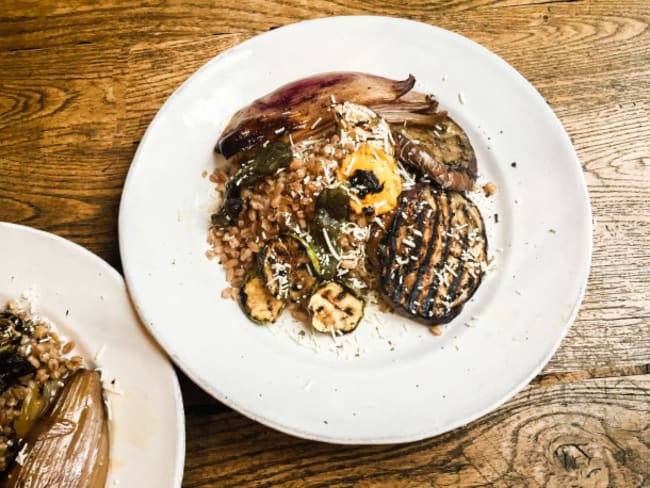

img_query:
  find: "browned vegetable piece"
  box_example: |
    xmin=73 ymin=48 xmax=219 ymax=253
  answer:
xmin=240 ymin=271 xmax=286 ymax=324
xmin=393 ymin=117 xmax=477 ymax=192
xmin=377 ymin=185 xmax=487 ymax=324
xmin=259 ymin=236 xmax=319 ymax=304
xmin=216 ymin=72 xmax=415 ymax=158
xmin=308 ymin=281 xmax=365 ymax=334
xmin=4 ymin=369 xmax=109 ymax=488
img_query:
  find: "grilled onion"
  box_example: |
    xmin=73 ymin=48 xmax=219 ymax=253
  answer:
xmin=216 ymin=72 xmax=415 ymax=158
xmin=3 ymin=369 xmax=109 ymax=488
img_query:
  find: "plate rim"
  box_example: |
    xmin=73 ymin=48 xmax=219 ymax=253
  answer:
xmin=118 ymin=15 xmax=592 ymax=444
xmin=0 ymin=221 xmax=187 ymax=483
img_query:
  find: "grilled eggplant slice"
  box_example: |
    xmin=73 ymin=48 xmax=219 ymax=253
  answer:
xmin=393 ymin=116 xmax=477 ymax=192
xmin=240 ymin=272 xmax=286 ymax=325
xmin=377 ymin=185 xmax=487 ymax=324
xmin=308 ymin=281 xmax=365 ymax=334
xmin=259 ymin=236 xmax=319 ymax=303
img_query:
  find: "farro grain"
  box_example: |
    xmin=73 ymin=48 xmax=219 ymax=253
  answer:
xmin=0 ymin=304 xmax=83 ymax=471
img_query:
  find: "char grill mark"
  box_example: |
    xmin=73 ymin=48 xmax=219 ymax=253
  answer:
xmin=422 ymin=192 xmax=454 ymax=317
xmin=445 ymin=206 xmax=471 ymax=302
xmin=388 ymin=198 xmax=429 ymax=304
xmin=406 ymin=191 xmax=441 ymax=312
xmin=378 ymin=186 xmax=487 ymax=324
xmin=384 ymin=196 xmax=409 ymax=274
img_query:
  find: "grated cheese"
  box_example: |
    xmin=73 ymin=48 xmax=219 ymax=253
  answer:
xmin=322 ymin=228 xmax=342 ymax=260
xmin=311 ymin=117 xmax=322 ymax=130
xmin=15 ymin=443 xmax=28 ymax=466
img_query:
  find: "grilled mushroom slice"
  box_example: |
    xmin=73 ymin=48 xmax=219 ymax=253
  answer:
xmin=377 ymin=185 xmax=487 ymax=324
xmin=393 ymin=118 xmax=477 ymax=192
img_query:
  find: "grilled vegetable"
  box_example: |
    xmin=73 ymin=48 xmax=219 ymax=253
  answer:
xmin=4 ymin=369 xmax=109 ymax=488
xmin=211 ymin=141 xmax=293 ymax=227
xmin=216 ymin=72 xmax=416 ymax=158
xmin=0 ymin=352 xmax=35 ymax=395
xmin=310 ymin=208 xmax=343 ymax=280
xmin=289 ymin=233 xmax=321 ymax=275
xmin=214 ymin=70 xmax=476 ymax=196
xmin=332 ymin=102 xmax=395 ymax=154
xmin=13 ymin=381 xmax=58 ymax=438
xmin=315 ymin=187 xmax=349 ymax=221
xmin=308 ymin=281 xmax=365 ymax=334
xmin=240 ymin=271 xmax=286 ymax=325
xmin=393 ymin=117 xmax=477 ymax=191
xmin=259 ymin=236 xmax=319 ymax=303
xmin=369 ymin=89 xmax=446 ymax=126
xmin=0 ymin=311 xmax=28 ymax=354
xmin=337 ymin=144 xmax=402 ymax=215
xmin=377 ymin=185 xmax=487 ymax=324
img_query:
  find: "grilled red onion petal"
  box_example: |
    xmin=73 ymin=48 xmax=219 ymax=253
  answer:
xmin=216 ymin=72 xmax=415 ymax=158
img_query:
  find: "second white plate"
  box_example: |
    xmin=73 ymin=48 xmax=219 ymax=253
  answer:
xmin=0 ymin=222 xmax=185 ymax=485
xmin=119 ymin=16 xmax=591 ymax=444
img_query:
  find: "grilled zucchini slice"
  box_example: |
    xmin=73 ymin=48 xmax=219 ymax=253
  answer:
xmin=308 ymin=281 xmax=365 ymax=334
xmin=240 ymin=272 xmax=286 ymax=325
xmin=259 ymin=236 xmax=319 ymax=303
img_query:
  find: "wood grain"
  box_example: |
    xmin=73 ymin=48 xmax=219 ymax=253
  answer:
xmin=1 ymin=0 xmax=649 ymax=485
xmin=183 ymin=375 xmax=650 ymax=487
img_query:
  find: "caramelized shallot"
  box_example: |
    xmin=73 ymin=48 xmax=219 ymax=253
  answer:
xmin=3 ymin=369 xmax=109 ymax=488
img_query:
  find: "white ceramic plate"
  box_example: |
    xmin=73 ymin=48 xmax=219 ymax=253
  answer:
xmin=119 ymin=16 xmax=591 ymax=444
xmin=0 ymin=222 xmax=185 ymax=485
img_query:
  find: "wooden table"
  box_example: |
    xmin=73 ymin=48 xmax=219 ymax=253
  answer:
xmin=1 ymin=1 xmax=649 ymax=485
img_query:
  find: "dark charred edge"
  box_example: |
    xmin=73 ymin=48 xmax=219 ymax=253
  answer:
xmin=460 ymin=197 xmax=489 ymax=304
xmin=379 ymin=196 xmax=410 ymax=296
xmin=396 ymin=74 xmax=416 ymax=99
xmin=378 ymin=190 xmax=488 ymax=327
xmin=407 ymin=192 xmax=440 ymax=313
xmin=421 ymin=299 xmax=467 ymax=325
xmin=369 ymin=99 xmax=436 ymax=115
xmin=392 ymin=116 xmax=478 ymax=191
xmin=438 ymin=196 xmax=488 ymax=323
xmin=396 ymin=190 xmax=448 ymax=322
xmin=217 ymin=127 xmax=264 ymax=158
xmin=435 ymin=196 xmax=488 ymax=323
xmin=389 ymin=200 xmax=428 ymax=306
xmin=448 ymin=115 xmax=479 ymax=181
xmin=422 ymin=191 xmax=453 ymax=317
xmin=217 ymin=114 xmax=307 ymax=158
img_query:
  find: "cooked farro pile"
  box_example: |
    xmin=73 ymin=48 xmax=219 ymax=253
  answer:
xmin=207 ymin=72 xmax=490 ymax=334
xmin=0 ymin=301 xmax=83 ymax=472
